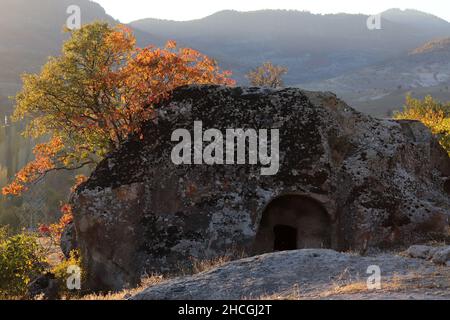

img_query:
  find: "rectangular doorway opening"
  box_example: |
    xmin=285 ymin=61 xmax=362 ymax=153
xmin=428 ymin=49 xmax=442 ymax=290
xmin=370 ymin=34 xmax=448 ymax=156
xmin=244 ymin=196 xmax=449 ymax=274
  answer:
xmin=273 ymin=225 xmax=297 ymax=251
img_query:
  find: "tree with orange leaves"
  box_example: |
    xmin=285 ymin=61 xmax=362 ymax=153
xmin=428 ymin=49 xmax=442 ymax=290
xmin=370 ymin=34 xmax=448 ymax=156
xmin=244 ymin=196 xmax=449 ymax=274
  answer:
xmin=3 ymin=22 xmax=234 ymax=196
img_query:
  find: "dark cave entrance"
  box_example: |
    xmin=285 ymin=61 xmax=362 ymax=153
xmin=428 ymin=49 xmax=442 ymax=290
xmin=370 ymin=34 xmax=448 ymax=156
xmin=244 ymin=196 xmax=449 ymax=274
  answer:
xmin=444 ymin=179 xmax=450 ymax=195
xmin=273 ymin=225 xmax=298 ymax=251
xmin=253 ymin=195 xmax=332 ymax=254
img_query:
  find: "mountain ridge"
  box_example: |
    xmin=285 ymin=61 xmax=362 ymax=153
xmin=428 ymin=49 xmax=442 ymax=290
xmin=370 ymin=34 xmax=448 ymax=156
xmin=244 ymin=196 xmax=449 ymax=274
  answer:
xmin=130 ymin=8 xmax=450 ymax=85
xmin=1 ymin=3 xmax=450 ymax=116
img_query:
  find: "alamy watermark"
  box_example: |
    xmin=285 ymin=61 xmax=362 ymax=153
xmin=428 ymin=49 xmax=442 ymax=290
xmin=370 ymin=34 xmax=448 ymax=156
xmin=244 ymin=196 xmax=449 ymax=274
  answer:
xmin=66 ymin=5 xmax=81 ymax=30
xmin=367 ymin=265 xmax=382 ymax=290
xmin=171 ymin=121 xmax=280 ymax=176
xmin=67 ymin=265 xmax=81 ymax=290
xmin=367 ymin=14 xmax=382 ymax=30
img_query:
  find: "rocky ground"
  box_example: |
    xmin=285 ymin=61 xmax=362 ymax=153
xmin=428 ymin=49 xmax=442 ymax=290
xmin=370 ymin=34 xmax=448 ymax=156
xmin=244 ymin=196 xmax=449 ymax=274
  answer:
xmin=132 ymin=247 xmax=450 ymax=300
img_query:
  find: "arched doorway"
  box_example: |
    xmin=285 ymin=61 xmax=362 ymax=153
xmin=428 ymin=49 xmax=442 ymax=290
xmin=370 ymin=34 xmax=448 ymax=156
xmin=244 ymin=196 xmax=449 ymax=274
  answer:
xmin=253 ymin=195 xmax=332 ymax=254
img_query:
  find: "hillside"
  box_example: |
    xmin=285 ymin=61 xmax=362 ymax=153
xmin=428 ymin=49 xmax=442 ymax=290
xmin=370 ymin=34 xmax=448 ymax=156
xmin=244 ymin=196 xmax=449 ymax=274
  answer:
xmin=0 ymin=0 xmax=156 ymax=112
xmin=411 ymin=37 xmax=450 ymax=54
xmin=382 ymin=8 xmax=450 ymax=34
xmin=0 ymin=0 xmax=155 ymax=155
xmin=1 ymin=5 xmax=450 ymax=115
xmin=0 ymin=0 xmax=111 ymax=100
xmin=130 ymin=9 xmax=450 ymax=84
xmin=302 ymin=37 xmax=450 ymax=116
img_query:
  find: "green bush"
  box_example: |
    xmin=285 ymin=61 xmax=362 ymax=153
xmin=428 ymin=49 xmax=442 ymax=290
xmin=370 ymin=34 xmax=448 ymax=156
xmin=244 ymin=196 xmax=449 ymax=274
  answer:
xmin=0 ymin=229 xmax=46 ymax=298
xmin=0 ymin=226 xmax=8 ymax=242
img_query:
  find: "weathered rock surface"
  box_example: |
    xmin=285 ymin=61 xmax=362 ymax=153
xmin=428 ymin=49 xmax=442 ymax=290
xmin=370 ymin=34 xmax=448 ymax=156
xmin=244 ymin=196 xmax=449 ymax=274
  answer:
xmin=132 ymin=249 xmax=450 ymax=300
xmin=406 ymin=245 xmax=439 ymax=260
xmin=72 ymin=85 xmax=450 ymax=291
xmin=60 ymin=222 xmax=78 ymax=259
xmin=406 ymin=245 xmax=450 ymax=265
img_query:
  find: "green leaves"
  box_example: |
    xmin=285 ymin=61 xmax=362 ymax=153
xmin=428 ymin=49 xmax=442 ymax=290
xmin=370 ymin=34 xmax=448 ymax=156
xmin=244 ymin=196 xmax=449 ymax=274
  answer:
xmin=0 ymin=230 xmax=46 ymax=298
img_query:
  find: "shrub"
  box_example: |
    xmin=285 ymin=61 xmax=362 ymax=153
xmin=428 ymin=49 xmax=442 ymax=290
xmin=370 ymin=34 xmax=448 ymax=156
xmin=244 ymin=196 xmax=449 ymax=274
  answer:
xmin=246 ymin=62 xmax=288 ymax=88
xmin=395 ymin=95 xmax=450 ymax=156
xmin=0 ymin=226 xmax=8 ymax=242
xmin=0 ymin=231 xmax=46 ymax=298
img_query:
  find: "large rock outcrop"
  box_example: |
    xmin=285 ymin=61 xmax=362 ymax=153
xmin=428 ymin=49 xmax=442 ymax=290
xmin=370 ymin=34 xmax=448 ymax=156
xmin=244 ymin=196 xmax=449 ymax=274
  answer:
xmin=132 ymin=249 xmax=450 ymax=300
xmin=72 ymin=85 xmax=450 ymax=291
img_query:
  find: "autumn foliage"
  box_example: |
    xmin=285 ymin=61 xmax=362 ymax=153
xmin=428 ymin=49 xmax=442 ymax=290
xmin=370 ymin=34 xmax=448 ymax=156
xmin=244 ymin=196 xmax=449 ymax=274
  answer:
xmin=395 ymin=95 xmax=450 ymax=156
xmin=2 ymin=137 xmax=64 ymax=195
xmin=3 ymin=22 xmax=234 ymax=196
xmin=38 ymin=204 xmax=73 ymax=243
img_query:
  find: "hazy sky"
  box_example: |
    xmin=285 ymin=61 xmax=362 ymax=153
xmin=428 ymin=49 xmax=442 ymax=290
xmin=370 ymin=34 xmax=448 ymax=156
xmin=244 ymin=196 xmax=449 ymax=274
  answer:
xmin=94 ymin=0 xmax=450 ymax=23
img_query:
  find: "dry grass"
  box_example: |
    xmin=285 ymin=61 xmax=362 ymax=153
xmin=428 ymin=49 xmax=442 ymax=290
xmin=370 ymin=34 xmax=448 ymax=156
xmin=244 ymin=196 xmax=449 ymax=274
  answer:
xmin=319 ymin=273 xmax=404 ymax=298
xmin=77 ymin=275 xmax=164 ymax=300
xmin=255 ymin=272 xmax=424 ymax=300
xmin=79 ymin=253 xmax=243 ymax=300
xmin=255 ymin=278 xmax=404 ymax=300
xmin=256 ymin=284 xmax=301 ymax=300
xmin=255 ymin=271 xmax=450 ymax=300
xmin=327 ymin=279 xmax=402 ymax=296
xmin=77 ymin=254 xmax=238 ymax=300
xmin=318 ymin=270 xmax=450 ymax=299
xmin=191 ymin=256 xmax=233 ymax=274
xmin=175 ymin=250 xmax=247 ymax=276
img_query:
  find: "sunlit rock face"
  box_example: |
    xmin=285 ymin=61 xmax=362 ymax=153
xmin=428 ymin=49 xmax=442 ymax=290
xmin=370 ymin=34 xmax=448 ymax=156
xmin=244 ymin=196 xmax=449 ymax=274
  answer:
xmin=71 ymin=85 xmax=450 ymax=291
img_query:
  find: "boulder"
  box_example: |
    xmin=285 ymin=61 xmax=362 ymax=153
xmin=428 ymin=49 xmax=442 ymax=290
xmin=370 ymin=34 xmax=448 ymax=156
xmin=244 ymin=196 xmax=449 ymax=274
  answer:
xmin=132 ymin=249 xmax=448 ymax=300
xmin=72 ymin=85 xmax=450 ymax=291
xmin=406 ymin=245 xmax=450 ymax=265
xmin=406 ymin=245 xmax=438 ymax=260
xmin=432 ymin=247 xmax=450 ymax=265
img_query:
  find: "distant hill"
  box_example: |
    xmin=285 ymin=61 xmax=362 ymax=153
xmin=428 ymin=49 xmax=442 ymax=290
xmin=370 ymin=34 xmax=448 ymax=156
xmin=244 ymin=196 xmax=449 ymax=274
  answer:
xmin=410 ymin=37 xmax=450 ymax=55
xmin=0 ymin=0 xmax=155 ymax=112
xmin=302 ymin=37 xmax=450 ymax=116
xmin=1 ymin=4 xmax=450 ymax=115
xmin=0 ymin=0 xmax=112 ymax=98
xmin=130 ymin=9 xmax=450 ymax=85
xmin=381 ymin=9 xmax=450 ymax=34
